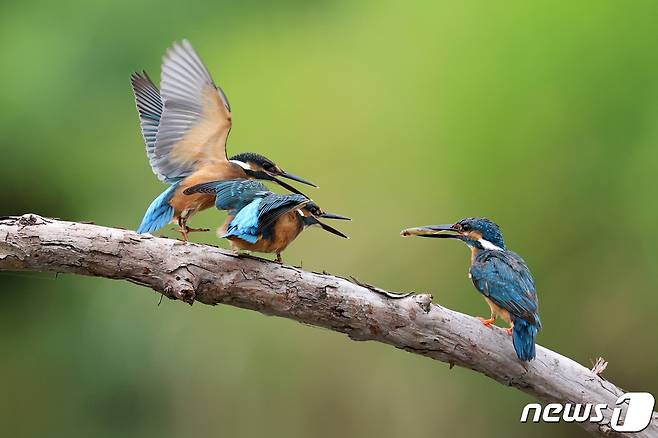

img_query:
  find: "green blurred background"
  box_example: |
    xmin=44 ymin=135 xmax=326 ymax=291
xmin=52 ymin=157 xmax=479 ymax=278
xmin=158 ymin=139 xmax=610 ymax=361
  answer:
xmin=1 ymin=0 xmax=657 ymax=436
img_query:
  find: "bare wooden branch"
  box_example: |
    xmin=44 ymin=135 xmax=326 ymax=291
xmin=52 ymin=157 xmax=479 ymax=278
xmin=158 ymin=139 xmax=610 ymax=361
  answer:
xmin=0 ymin=214 xmax=655 ymax=437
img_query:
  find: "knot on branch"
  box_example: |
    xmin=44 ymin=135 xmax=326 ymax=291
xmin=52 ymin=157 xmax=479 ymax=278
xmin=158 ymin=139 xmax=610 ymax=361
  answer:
xmin=164 ymin=266 xmax=200 ymax=305
xmin=414 ymin=294 xmax=433 ymax=313
xmin=18 ymin=214 xmax=50 ymax=227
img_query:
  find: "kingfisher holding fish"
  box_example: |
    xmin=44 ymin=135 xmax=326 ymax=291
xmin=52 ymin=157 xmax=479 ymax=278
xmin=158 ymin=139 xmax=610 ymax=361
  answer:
xmin=185 ymin=179 xmax=350 ymax=263
xmin=401 ymin=218 xmax=540 ymax=361
xmin=131 ymin=40 xmax=316 ymax=240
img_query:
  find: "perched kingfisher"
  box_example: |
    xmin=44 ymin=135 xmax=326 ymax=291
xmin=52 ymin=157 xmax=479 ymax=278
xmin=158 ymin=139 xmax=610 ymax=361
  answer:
xmin=131 ymin=40 xmax=316 ymax=241
xmin=185 ymin=179 xmax=350 ymax=262
xmin=401 ymin=218 xmax=541 ymax=361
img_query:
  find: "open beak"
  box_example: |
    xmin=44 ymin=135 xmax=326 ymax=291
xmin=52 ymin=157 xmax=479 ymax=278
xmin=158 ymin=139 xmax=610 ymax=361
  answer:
xmin=308 ymin=216 xmax=348 ymax=239
xmin=400 ymin=224 xmax=460 ymax=238
xmin=320 ymin=212 xmax=351 ymax=221
xmin=278 ymin=171 xmax=318 ymax=188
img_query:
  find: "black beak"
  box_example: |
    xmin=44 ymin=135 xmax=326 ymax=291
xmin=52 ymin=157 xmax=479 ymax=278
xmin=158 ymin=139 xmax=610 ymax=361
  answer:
xmin=320 ymin=212 xmax=351 ymax=221
xmin=307 ymin=216 xmax=348 ymax=239
xmin=246 ymin=168 xmax=316 ymax=195
xmin=263 ymin=173 xmax=309 ymax=196
xmin=400 ymin=224 xmax=460 ymax=238
xmin=278 ymin=171 xmax=318 ymax=188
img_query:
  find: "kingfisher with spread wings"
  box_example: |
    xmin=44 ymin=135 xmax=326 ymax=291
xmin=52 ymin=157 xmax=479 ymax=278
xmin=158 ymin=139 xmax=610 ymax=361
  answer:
xmin=401 ymin=218 xmax=541 ymax=361
xmin=185 ymin=179 xmax=350 ymax=263
xmin=131 ymin=40 xmax=316 ymax=240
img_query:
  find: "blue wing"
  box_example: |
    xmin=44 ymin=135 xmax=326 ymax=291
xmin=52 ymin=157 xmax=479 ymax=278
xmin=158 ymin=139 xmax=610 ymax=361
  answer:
xmin=184 ymin=179 xmax=269 ymax=214
xmin=223 ymin=193 xmax=307 ymax=243
xmin=470 ymin=251 xmax=540 ymax=326
xmin=224 ymin=198 xmax=263 ymax=243
xmin=257 ymin=194 xmax=307 ymax=231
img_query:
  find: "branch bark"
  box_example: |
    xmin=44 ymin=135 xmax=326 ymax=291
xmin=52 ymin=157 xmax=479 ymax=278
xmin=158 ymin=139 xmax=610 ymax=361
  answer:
xmin=1 ymin=214 xmax=655 ymax=437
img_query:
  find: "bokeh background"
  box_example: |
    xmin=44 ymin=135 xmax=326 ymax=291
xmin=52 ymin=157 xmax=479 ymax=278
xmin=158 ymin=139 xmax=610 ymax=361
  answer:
xmin=1 ymin=0 xmax=657 ymax=436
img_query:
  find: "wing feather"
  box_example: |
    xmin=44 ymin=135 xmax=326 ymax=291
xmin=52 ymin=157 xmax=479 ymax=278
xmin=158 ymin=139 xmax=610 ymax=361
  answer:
xmin=184 ymin=179 xmax=268 ymax=213
xmin=470 ymin=251 xmax=539 ymax=325
xmin=257 ymin=194 xmax=308 ymax=232
xmin=152 ymin=40 xmax=232 ymax=181
xmin=130 ymin=71 xmax=167 ymax=180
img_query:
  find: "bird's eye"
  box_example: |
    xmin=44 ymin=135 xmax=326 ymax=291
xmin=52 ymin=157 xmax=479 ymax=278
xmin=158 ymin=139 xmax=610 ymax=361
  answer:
xmin=461 ymin=224 xmax=470 ymax=231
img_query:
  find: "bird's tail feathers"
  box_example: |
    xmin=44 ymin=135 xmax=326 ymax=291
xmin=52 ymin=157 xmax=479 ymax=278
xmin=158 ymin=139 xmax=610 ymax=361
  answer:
xmin=512 ymin=318 xmax=539 ymax=362
xmin=136 ymin=184 xmax=179 ymax=234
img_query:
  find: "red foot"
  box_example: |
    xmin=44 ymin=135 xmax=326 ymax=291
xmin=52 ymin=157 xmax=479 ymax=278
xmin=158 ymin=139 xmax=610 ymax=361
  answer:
xmin=477 ymin=316 xmax=495 ymax=328
xmin=505 ymin=327 xmax=513 ymax=336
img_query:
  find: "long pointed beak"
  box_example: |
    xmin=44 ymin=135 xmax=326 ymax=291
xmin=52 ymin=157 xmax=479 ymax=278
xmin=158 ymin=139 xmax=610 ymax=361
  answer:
xmin=268 ymin=175 xmax=310 ymax=197
xmin=315 ymin=218 xmax=349 ymax=239
xmin=400 ymin=224 xmax=460 ymax=238
xmin=320 ymin=212 xmax=351 ymax=221
xmin=278 ymin=171 xmax=318 ymax=188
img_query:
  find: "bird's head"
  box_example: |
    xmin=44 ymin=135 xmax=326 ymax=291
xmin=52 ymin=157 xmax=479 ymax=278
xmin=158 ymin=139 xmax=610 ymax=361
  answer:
xmin=300 ymin=201 xmax=350 ymax=239
xmin=229 ymin=152 xmax=317 ymax=195
xmin=400 ymin=217 xmax=506 ymax=251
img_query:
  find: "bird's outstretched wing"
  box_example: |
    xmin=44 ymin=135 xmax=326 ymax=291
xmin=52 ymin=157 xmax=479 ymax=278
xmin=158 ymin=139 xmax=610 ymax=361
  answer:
xmin=257 ymin=194 xmax=308 ymax=233
xmin=184 ymin=179 xmax=268 ymax=212
xmin=152 ymin=40 xmax=232 ymax=181
xmin=470 ymin=251 xmax=539 ymax=325
xmin=130 ymin=71 xmax=165 ymax=179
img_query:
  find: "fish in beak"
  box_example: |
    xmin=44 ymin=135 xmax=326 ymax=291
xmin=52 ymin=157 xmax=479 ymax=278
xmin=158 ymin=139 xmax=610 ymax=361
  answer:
xmin=400 ymin=224 xmax=461 ymax=239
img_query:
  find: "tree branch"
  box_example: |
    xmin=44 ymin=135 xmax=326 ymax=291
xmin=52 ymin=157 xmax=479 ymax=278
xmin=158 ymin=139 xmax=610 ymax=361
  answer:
xmin=0 ymin=214 xmax=655 ymax=437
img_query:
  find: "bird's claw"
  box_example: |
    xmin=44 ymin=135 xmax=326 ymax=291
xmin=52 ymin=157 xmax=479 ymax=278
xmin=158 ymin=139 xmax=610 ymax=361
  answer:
xmin=171 ymin=226 xmax=209 ymax=242
xmin=505 ymin=327 xmax=513 ymax=336
xmin=477 ymin=316 xmax=496 ymax=328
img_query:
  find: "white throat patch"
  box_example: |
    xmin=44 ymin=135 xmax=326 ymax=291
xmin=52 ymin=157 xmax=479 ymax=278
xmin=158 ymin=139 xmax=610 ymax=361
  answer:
xmin=479 ymin=239 xmax=502 ymax=251
xmin=230 ymin=160 xmax=252 ymax=170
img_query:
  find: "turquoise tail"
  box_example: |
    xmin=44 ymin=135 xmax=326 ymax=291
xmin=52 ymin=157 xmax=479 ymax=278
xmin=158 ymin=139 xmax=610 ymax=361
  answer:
xmin=137 ymin=183 xmax=179 ymax=234
xmin=512 ymin=318 xmax=539 ymax=361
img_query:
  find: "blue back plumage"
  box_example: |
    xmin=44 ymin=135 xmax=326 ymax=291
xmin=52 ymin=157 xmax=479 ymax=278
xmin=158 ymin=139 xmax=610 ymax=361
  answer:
xmin=137 ymin=182 xmax=180 ymax=234
xmin=184 ymin=179 xmax=269 ymax=215
xmin=224 ymin=198 xmax=262 ymax=243
xmin=470 ymin=250 xmax=540 ymax=361
xmin=215 ymin=180 xmax=268 ymax=214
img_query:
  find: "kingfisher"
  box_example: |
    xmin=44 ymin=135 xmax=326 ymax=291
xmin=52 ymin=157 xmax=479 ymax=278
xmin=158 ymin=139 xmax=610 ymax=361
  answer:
xmin=185 ymin=179 xmax=350 ymax=262
xmin=131 ymin=40 xmax=316 ymax=241
xmin=401 ymin=218 xmax=540 ymax=361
